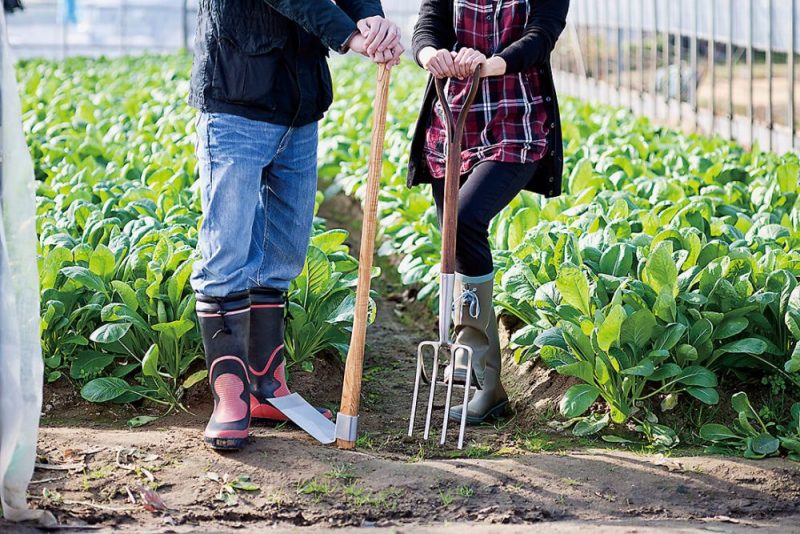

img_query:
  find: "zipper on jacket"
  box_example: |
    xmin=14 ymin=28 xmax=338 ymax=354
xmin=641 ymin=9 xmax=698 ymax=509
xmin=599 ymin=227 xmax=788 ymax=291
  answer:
xmin=289 ymin=26 xmax=303 ymax=128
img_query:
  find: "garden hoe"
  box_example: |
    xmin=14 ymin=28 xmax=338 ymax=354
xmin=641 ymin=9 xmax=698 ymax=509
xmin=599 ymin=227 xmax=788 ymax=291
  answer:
xmin=408 ymin=66 xmax=483 ymax=450
xmin=335 ymin=64 xmax=392 ymax=449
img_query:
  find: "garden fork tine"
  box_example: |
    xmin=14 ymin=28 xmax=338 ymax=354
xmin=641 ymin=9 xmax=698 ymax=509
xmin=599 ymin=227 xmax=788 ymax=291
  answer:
xmin=408 ymin=66 xmax=483 ymax=450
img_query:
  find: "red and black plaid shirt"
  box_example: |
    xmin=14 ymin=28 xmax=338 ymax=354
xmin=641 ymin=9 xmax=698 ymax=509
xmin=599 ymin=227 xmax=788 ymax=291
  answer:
xmin=424 ymin=0 xmax=551 ymax=179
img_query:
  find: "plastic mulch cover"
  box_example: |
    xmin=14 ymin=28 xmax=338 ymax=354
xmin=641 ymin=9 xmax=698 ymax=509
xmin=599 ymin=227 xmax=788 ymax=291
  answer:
xmin=0 ymin=9 xmax=55 ymax=526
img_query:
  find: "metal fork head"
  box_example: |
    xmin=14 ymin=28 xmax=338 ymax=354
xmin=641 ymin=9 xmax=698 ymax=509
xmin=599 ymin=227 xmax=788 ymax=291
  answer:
xmin=408 ymin=340 xmax=474 ymax=450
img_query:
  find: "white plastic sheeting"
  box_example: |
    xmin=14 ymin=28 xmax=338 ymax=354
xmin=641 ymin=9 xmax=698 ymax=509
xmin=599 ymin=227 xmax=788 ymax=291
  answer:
xmin=0 ymin=8 xmax=55 ymax=526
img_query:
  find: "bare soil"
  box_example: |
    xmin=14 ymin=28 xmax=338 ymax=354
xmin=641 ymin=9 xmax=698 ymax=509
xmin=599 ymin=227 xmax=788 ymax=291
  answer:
xmin=6 ymin=194 xmax=800 ymax=533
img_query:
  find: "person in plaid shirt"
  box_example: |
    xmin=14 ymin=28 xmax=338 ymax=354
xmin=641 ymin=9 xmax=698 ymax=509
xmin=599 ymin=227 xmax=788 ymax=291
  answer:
xmin=408 ymin=0 xmax=569 ymax=424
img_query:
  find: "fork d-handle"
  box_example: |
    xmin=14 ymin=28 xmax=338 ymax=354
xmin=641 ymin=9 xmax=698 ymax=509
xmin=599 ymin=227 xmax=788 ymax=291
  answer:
xmin=337 ymin=65 xmax=391 ymax=450
xmin=434 ymin=65 xmax=483 ymax=278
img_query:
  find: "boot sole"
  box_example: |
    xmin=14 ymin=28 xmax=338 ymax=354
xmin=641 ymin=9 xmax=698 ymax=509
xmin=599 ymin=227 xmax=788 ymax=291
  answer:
xmin=204 ymin=437 xmax=248 ymax=451
xmin=448 ymin=400 xmax=509 ymax=426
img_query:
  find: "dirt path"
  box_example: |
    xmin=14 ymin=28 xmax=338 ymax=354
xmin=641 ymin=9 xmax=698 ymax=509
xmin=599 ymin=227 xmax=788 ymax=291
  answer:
xmin=7 ymin=194 xmax=800 ymax=533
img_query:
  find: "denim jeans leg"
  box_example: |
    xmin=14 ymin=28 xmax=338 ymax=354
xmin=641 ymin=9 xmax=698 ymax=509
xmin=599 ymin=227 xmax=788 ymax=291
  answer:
xmin=252 ymin=121 xmax=319 ymax=291
xmin=191 ymin=112 xmax=289 ymax=297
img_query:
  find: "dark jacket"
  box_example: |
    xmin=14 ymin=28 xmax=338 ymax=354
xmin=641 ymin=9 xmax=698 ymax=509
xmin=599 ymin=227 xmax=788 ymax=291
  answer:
xmin=189 ymin=0 xmax=383 ymax=126
xmin=408 ymin=0 xmax=569 ymax=197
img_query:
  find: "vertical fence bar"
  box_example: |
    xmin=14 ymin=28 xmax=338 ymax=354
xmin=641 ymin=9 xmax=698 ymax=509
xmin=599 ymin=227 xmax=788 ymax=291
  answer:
xmin=748 ymin=0 xmax=754 ymax=145
xmin=652 ymin=0 xmax=659 ymax=117
xmin=605 ymin=0 xmax=612 ymax=103
xmin=616 ymin=0 xmax=622 ymax=104
xmin=628 ymin=0 xmax=634 ymax=109
xmin=692 ymin=0 xmax=699 ymax=131
xmin=767 ymin=0 xmax=774 ymax=150
xmin=677 ymin=0 xmax=682 ymax=127
xmin=587 ymin=2 xmax=601 ymax=87
xmin=640 ymin=0 xmax=646 ymax=112
xmin=664 ymin=0 xmax=671 ymax=120
xmin=790 ymin=0 xmax=796 ymax=149
xmin=181 ymin=0 xmax=189 ymax=51
xmin=727 ymin=0 xmax=734 ymax=140
xmin=710 ymin=0 xmax=716 ymax=135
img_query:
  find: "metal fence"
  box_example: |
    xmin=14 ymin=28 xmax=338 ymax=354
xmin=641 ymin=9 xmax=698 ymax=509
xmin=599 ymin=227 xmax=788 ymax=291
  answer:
xmin=552 ymin=0 xmax=800 ymax=154
xmin=8 ymin=0 xmax=196 ymax=59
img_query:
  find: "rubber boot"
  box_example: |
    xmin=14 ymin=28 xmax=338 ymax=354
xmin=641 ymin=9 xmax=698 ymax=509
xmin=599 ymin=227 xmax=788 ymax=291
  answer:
xmin=248 ymin=288 xmax=332 ymax=422
xmin=447 ymin=274 xmax=509 ymax=425
xmin=197 ymin=292 xmax=251 ymax=450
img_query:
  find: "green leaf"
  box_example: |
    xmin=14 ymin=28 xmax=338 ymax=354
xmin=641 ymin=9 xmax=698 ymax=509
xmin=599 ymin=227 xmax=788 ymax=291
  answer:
xmin=89 ymin=244 xmax=116 ymax=278
xmin=556 ymin=361 xmax=595 ymax=384
xmin=559 ymin=384 xmax=600 ymax=418
xmin=731 ymin=392 xmax=758 ymax=419
xmin=700 ymin=423 xmax=740 ymax=442
xmin=621 ymin=359 xmax=655 ymax=377
xmin=649 ymin=363 xmax=682 ymax=381
xmin=142 ymin=344 xmax=159 ymax=378
xmin=677 ymin=366 xmax=717 ymax=387
xmin=69 ymin=350 xmax=115 ymax=379
xmin=573 ymin=413 xmax=610 ymax=436
xmin=597 ymin=304 xmax=625 ymax=352
xmin=686 ymin=387 xmax=720 ymax=405
xmin=620 ymin=309 xmax=656 ymax=348
xmin=653 ymin=288 xmax=676 ymax=322
xmin=81 ymin=377 xmax=133 ymax=403
xmin=751 ymin=434 xmax=780 ymax=456
xmin=642 ymin=242 xmax=678 ymax=297
xmin=152 ymin=319 xmax=195 ymax=341
xmin=182 ymin=370 xmax=208 ymax=390
xmin=713 ymin=317 xmax=749 ymax=340
xmin=599 ymin=244 xmax=634 ymax=277
xmin=715 ymin=338 xmax=768 ymax=357
xmin=111 ymin=281 xmax=139 ymax=312
xmin=688 ymin=318 xmax=714 ymax=345
xmin=90 ymin=322 xmax=132 ymax=344
xmin=556 ymin=265 xmax=592 ymax=316
xmin=61 ymin=266 xmax=107 ymax=294
xmin=127 ymin=416 xmax=160 ymax=428
xmin=653 ymin=323 xmax=687 ymax=352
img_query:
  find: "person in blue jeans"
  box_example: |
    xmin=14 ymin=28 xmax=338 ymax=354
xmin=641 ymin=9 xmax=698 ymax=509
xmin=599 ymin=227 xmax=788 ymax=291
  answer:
xmin=188 ymin=1 xmax=403 ymax=451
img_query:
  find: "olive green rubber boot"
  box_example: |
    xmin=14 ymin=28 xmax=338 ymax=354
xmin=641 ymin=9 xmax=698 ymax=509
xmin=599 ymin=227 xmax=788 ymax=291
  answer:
xmin=446 ymin=273 xmax=509 ymax=424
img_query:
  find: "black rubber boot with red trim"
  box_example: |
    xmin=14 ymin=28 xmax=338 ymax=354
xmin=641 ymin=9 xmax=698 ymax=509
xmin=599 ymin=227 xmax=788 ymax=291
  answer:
xmin=248 ymin=288 xmax=332 ymax=422
xmin=196 ymin=291 xmax=251 ymax=450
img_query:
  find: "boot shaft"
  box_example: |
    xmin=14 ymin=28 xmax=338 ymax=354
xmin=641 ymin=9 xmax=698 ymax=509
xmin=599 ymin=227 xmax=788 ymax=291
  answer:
xmin=196 ymin=291 xmax=251 ymax=368
xmin=248 ymin=287 xmax=290 ymax=399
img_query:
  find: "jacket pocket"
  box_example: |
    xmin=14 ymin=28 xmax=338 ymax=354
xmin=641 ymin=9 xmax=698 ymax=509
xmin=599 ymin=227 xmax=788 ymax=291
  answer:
xmin=210 ymin=36 xmax=284 ymax=110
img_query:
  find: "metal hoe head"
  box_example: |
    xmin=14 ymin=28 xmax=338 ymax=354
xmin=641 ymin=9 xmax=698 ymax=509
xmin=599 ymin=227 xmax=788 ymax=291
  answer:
xmin=407 ymin=339 xmax=474 ymax=450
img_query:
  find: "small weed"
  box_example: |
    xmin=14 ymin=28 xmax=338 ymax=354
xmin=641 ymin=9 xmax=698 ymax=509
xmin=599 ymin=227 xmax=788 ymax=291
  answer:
xmin=439 ymin=489 xmax=454 ymax=506
xmin=296 ymin=478 xmax=331 ymax=497
xmin=446 ymin=443 xmax=493 ymax=459
xmin=408 ymin=445 xmax=426 ymax=463
xmin=457 ymin=484 xmax=474 ymax=498
xmin=41 ymin=488 xmax=63 ymax=506
xmin=87 ymin=464 xmax=115 ymax=480
xmin=356 ymin=433 xmax=374 ymax=450
xmin=325 ymin=463 xmax=358 ymax=482
xmin=344 ymin=483 xmax=403 ymax=509
xmin=561 ymin=478 xmax=581 ymax=487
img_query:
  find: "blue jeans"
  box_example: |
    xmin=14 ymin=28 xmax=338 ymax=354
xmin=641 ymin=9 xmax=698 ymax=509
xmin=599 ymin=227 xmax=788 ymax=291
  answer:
xmin=191 ymin=112 xmax=318 ymax=297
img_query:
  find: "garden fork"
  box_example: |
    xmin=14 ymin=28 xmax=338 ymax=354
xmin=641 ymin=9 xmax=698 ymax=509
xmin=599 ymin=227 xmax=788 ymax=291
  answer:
xmin=408 ymin=65 xmax=483 ymax=450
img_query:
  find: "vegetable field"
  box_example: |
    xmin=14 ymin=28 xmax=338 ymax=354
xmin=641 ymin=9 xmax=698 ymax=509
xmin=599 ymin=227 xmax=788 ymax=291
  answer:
xmin=14 ymin=53 xmax=800 ymax=531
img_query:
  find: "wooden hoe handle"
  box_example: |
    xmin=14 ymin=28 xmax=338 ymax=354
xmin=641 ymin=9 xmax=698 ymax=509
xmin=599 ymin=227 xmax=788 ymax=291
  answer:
xmin=337 ymin=65 xmax=392 ymax=449
xmin=434 ymin=65 xmax=483 ymax=276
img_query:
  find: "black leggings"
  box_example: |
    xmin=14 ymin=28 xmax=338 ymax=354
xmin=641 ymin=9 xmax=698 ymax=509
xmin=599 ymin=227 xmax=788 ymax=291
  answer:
xmin=431 ymin=160 xmax=538 ymax=278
